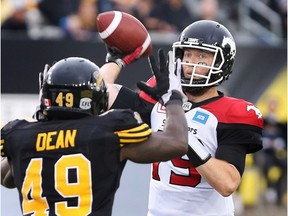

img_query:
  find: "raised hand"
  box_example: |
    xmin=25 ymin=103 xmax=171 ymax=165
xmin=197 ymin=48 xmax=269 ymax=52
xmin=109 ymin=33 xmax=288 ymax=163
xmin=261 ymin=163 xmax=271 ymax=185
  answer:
xmin=106 ymin=45 xmax=143 ymax=69
xmin=137 ymin=49 xmax=187 ymax=106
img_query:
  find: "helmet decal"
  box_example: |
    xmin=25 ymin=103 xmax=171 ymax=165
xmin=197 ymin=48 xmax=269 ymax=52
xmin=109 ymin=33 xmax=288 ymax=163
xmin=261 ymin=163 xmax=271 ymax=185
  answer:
xmin=222 ymin=36 xmax=236 ymax=59
xmin=79 ymin=98 xmax=92 ymax=110
xmin=94 ymin=71 xmax=104 ymax=91
xmin=187 ymin=38 xmax=201 ymax=44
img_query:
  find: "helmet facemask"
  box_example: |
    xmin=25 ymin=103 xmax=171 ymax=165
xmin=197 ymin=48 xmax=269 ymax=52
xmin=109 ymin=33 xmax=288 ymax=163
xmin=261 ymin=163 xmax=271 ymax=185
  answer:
xmin=172 ymin=20 xmax=236 ymax=94
xmin=172 ymin=40 xmax=225 ymax=91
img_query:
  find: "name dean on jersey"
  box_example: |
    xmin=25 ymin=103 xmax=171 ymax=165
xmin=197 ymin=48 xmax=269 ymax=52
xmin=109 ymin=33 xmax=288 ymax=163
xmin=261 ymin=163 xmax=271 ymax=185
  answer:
xmin=36 ymin=129 xmax=77 ymax=152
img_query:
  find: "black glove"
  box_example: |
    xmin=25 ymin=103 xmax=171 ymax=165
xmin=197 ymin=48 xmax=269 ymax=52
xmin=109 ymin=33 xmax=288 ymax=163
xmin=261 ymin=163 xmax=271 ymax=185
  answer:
xmin=137 ymin=49 xmax=187 ymax=106
xmin=137 ymin=49 xmax=169 ymax=101
xmin=106 ymin=45 xmax=143 ymax=69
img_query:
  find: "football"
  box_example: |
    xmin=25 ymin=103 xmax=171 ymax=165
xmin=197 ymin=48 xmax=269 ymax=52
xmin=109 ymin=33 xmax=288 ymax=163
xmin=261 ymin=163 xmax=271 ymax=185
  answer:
xmin=97 ymin=11 xmax=152 ymax=57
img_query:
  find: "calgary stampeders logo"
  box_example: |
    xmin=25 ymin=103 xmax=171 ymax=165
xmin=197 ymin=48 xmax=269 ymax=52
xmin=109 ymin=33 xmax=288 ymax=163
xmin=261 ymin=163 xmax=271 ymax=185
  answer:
xmin=247 ymin=105 xmax=263 ymax=119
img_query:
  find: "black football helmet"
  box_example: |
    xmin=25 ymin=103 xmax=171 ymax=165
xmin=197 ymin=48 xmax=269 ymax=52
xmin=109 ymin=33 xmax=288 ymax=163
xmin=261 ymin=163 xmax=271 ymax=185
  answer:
xmin=41 ymin=57 xmax=108 ymax=119
xmin=172 ymin=20 xmax=236 ymax=92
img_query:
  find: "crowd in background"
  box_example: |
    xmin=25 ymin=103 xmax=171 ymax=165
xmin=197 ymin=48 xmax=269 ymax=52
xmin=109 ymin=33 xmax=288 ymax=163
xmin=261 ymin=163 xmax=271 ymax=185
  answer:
xmin=1 ymin=0 xmax=287 ymax=214
xmin=235 ymin=95 xmax=287 ymax=215
xmin=255 ymin=98 xmax=287 ymax=207
xmin=1 ymin=0 xmax=287 ymax=43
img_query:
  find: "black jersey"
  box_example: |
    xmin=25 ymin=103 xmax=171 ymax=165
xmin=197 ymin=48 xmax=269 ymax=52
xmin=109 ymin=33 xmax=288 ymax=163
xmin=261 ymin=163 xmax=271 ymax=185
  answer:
xmin=1 ymin=109 xmax=151 ymax=216
xmin=110 ymin=86 xmax=154 ymax=126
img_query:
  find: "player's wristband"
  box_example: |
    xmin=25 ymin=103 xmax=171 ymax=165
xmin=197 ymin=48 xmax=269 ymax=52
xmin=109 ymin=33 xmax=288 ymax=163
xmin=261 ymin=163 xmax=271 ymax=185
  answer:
xmin=106 ymin=53 xmax=126 ymax=69
xmin=113 ymin=58 xmax=126 ymax=69
xmin=187 ymin=137 xmax=211 ymax=167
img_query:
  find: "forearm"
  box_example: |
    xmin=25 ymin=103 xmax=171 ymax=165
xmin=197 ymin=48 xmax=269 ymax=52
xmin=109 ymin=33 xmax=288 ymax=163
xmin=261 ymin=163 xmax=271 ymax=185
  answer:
xmin=196 ymin=157 xmax=241 ymax=197
xmin=122 ymin=103 xmax=188 ymax=163
xmin=100 ymin=62 xmax=121 ymax=84
xmin=164 ymin=102 xmax=188 ymax=146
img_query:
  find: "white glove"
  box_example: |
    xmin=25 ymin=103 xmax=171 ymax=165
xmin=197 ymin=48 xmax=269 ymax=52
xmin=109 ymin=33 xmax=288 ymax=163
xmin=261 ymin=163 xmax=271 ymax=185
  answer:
xmin=161 ymin=51 xmax=187 ymax=106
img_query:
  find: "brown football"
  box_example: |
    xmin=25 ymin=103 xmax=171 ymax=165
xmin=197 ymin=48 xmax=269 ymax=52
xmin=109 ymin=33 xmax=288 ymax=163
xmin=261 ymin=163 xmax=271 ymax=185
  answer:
xmin=97 ymin=11 xmax=152 ymax=57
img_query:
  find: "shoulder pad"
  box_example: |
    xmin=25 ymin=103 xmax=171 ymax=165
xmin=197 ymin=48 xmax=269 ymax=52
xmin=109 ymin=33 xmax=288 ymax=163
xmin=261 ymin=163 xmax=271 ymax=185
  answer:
xmin=1 ymin=119 xmax=22 ymax=133
xmin=208 ymin=97 xmax=264 ymax=128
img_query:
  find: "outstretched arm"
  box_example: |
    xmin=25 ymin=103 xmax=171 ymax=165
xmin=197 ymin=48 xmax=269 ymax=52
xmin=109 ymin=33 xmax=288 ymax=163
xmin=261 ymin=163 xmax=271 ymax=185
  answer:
xmin=100 ymin=45 xmax=145 ymax=109
xmin=121 ymin=93 xmax=188 ymax=163
xmin=100 ymin=45 xmax=143 ymax=84
xmin=121 ymin=50 xmax=188 ymax=163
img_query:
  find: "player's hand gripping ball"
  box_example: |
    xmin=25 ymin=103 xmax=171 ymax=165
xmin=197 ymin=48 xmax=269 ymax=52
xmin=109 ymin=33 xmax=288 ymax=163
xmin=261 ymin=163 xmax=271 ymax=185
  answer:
xmin=97 ymin=10 xmax=153 ymax=57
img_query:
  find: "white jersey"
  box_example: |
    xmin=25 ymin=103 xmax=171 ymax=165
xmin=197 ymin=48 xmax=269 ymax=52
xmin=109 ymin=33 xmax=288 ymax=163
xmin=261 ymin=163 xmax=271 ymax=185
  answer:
xmin=148 ymin=95 xmax=263 ymax=216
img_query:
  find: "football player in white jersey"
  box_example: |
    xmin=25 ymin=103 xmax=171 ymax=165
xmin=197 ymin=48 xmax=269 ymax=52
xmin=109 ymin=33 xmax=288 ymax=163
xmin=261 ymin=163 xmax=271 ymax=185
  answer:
xmin=141 ymin=20 xmax=263 ymax=216
xmin=87 ymin=20 xmax=264 ymax=216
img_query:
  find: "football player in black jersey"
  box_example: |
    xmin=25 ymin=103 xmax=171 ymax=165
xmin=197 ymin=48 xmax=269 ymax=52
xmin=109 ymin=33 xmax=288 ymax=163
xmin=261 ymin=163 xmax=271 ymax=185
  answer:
xmin=99 ymin=20 xmax=264 ymax=216
xmin=1 ymin=56 xmax=188 ymax=216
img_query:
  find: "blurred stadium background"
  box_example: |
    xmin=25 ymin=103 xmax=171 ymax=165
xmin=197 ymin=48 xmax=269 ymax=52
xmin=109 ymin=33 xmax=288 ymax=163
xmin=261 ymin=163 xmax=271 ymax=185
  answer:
xmin=1 ymin=0 xmax=287 ymax=215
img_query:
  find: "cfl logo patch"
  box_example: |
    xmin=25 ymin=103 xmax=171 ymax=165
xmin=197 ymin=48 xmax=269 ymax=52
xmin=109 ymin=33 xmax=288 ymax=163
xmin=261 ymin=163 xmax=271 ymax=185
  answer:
xmin=80 ymin=98 xmax=92 ymax=110
xmin=183 ymin=102 xmax=192 ymax=111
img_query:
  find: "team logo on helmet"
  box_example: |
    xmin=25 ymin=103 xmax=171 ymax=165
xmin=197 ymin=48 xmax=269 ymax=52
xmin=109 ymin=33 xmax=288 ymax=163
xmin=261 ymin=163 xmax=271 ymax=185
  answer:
xmin=222 ymin=36 xmax=236 ymax=59
xmin=187 ymin=38 xmax=201 ymax=44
